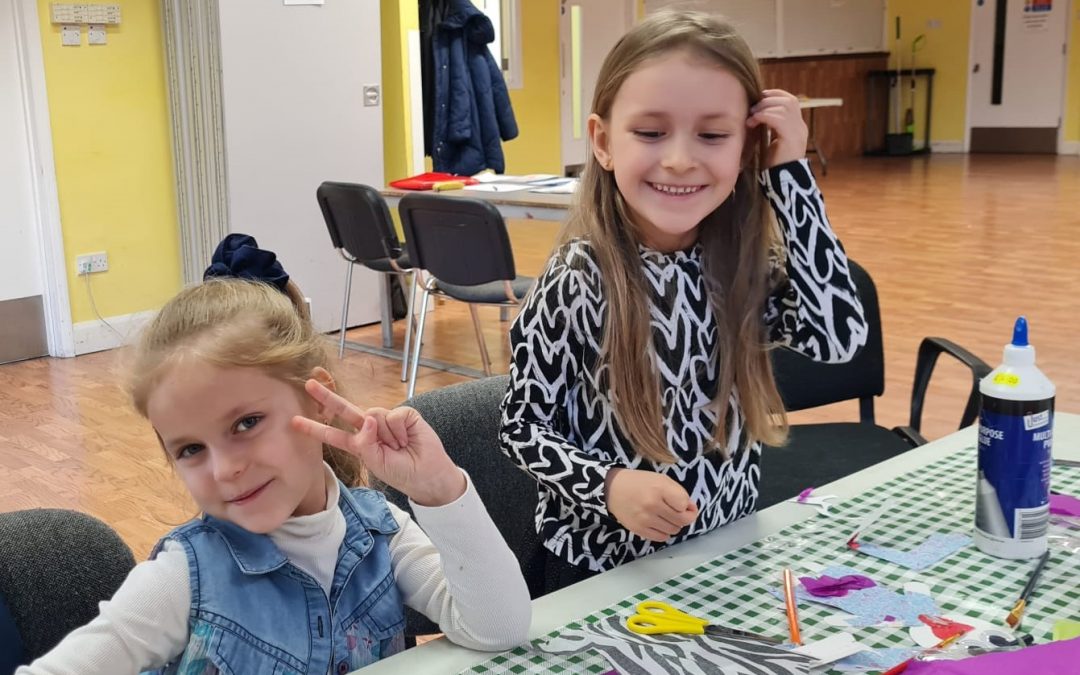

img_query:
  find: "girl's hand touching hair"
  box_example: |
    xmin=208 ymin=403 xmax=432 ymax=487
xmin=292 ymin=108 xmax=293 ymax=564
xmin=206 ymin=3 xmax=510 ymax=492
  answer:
xmin=747 ymin=89 xmax=809 ymax=169
xmin=292 ymin=379 xmax=466 ymax=507
xmin=605 ymin=468 xmax=698 ymax=542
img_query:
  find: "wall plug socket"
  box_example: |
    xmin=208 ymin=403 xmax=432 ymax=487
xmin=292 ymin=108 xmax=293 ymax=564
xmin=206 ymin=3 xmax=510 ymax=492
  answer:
xmin=76 ymin=252 xmax=109 ymax=275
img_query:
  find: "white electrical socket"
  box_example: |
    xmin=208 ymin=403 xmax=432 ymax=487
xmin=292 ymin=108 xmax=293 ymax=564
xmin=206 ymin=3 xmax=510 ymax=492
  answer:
xmin=76 ymin=252 xmax=108 ymax=275
xmin=61 ymin=25 xmax=81 ymax=46
xmin=88 ymin=24 xmax=107 ymax=45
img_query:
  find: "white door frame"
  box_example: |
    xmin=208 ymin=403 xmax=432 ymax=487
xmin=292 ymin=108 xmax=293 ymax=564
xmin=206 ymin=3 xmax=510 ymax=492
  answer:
xmin=963 ymin=0 xmax=1074 ymax=153
xmin=559 ymin=0 xmax=636 ymax=172
xmin=12 ymin=0 xmax=74 ymax=357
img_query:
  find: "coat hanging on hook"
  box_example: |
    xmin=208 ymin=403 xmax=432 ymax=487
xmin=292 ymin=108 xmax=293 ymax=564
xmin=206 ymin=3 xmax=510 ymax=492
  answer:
xmin=425 ymin=0 xmax=518 ymax=175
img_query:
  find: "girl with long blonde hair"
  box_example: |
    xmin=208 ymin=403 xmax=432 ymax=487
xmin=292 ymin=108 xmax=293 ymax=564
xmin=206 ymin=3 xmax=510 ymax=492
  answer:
xmin=500 ymin=10 xmax=868 ymax=590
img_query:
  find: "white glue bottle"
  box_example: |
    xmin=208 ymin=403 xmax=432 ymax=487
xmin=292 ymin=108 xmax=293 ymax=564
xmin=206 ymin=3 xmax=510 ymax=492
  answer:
xmin=974 ymin=316 xmax=1054 ymax=559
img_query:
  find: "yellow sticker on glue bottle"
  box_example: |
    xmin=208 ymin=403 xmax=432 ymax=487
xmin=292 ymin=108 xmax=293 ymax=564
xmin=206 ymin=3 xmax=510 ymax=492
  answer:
xmin=993 ymin=373 xmax=1021 ymax=387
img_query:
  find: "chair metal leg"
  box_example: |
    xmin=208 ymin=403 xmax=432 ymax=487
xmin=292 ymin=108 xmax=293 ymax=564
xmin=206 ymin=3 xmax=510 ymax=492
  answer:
xmin=338 ymin=261 xmax=354 ymax=359
xmin=468 ymin=304 xmax=493 ymax=377
xmin=400 ymin=271 xmax=419 ymax=382
xmin=379 ymin=274 xmax=394 ymax=349
xmin=406 ymin=288 xmax=432 ymax=400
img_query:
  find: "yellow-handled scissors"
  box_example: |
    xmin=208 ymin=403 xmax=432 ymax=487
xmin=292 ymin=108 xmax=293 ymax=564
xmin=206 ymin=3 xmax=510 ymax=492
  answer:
xmin=626 ymin=601 xmax=781 ymax=644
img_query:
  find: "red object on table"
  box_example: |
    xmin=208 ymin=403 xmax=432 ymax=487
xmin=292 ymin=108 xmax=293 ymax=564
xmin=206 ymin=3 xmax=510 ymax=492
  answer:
xmin=388 ymin=172 xmax=478 ymax=190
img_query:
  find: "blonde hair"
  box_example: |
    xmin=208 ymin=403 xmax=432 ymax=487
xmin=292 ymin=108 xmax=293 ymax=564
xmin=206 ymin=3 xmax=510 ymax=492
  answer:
xmin=562 ymin=9 xmax=787 ymax=464
xmin=128 ymin=278 xmax=365 ymax=487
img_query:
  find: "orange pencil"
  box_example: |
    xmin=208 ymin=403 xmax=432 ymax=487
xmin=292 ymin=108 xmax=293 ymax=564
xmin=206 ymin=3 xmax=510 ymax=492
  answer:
xmin=782 ymin=568 xmax=802 ymax=646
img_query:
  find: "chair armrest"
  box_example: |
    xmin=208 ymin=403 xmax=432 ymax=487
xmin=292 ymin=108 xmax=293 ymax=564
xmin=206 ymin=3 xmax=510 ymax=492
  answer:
xmin=909 ymin=337 xmax=992 ymax=433
xmin=892 ymin=425 xmax=929 ymax=447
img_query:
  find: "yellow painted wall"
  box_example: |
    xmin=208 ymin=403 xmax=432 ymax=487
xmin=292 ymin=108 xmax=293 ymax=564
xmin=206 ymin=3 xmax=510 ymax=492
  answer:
xmin=502 ymin=0 xmax=562 ymax=175
xmin=36 ymin=0 xmax=181 ymax=324
xmin=888 ymin=0 xmax=1080 ymax=148
xmin=886 ymin=1 xmax=972 ymax=145
xmin=381 ymin=0 xmax=418 ymax=183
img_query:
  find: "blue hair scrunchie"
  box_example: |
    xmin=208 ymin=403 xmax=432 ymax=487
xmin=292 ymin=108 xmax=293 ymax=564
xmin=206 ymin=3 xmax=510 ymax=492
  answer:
xmin=203 ymin=233 xmax=290 ymax=292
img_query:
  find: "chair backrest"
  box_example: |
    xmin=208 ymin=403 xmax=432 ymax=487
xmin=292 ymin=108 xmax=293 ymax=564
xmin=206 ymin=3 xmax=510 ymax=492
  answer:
xmin=399 ymin=193 xmax=516 ymax=286
xmin=316 ymin=182 xmax=402 ymax=262
xmin=0 ymin=509 xmax=135 ymax=662
xmin=770 ymin=259 xmax=885 ymax=422
xmin=381 ymin=375 xmax=544 ymax=637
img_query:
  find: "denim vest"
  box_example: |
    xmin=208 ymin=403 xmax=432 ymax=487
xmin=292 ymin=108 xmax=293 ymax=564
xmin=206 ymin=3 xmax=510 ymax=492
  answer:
xmin=147 ymin=484 xmax=405 ymax=675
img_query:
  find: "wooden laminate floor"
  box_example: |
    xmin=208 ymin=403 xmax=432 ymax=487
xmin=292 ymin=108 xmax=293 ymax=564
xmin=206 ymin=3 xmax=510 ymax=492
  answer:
xmin=1 ymin=154 xmax=1077 ymax=559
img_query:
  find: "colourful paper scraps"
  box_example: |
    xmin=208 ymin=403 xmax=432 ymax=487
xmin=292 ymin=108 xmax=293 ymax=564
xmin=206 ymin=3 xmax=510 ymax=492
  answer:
xmin=799 ymin=573 xmax=876 ymax=598
xmin=773 ymin=566 xmax=941 ymax=628
xmin=1050 ymin=494 xmax=1080 ymax=517
xmin=854 ymin=532 xmax=971 ymax=570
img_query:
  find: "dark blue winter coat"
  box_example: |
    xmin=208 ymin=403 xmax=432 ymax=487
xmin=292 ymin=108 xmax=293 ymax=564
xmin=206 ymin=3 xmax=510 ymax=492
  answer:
xmin=432 ymin=0 xmax=518 ymax=175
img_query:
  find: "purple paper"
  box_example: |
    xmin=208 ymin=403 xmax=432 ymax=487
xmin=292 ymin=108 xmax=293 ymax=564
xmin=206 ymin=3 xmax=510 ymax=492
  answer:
xmin=799 ymin=573 xmax=876 ymax=598
xmin=855 ymin=533 xmax=971 ymax=571
xmin=1050 ymin=494 xmax=1080 ymax=517
xmin=903 ymin=636 xmax=1080 ymax=674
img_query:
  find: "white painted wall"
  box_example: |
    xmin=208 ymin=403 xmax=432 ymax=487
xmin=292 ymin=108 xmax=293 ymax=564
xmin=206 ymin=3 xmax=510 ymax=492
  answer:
xmin=1 ymin=0 xmax=44 ymax=303
xmin=216 ymin=1 xmax=385 ymax=334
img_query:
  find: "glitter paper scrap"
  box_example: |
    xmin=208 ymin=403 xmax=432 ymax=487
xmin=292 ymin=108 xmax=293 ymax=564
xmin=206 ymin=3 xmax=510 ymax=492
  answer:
xmin=854 ymin=532 xmax=971 ymax=571
xmin=772 ymin=566 xmax=941 ymax=628
xmin=831 ymin=647 xmax=920 ymax=672
xmin=799 ymin=573 xmax=876 ymax=598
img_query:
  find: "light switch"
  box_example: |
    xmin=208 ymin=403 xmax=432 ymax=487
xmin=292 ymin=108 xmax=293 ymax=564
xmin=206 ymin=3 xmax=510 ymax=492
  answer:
xmin=88 ymin=24 xmax=106 ymax=44
xmin=61 ymin=24 xmax=81 ymax=46
xmin=363 ymin=85 xmax=380 ymax=107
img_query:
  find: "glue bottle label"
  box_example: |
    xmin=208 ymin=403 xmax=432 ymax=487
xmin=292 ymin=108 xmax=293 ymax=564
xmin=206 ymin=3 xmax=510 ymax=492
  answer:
xmin=975 ymin=395 xmax=1052 ymax=556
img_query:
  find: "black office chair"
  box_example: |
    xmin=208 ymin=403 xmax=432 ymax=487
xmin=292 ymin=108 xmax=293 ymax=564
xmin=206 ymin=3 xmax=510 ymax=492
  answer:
xmin=316 ymin=182 xmax=418 ymax=380
xmin=398 ymin=194 xmax=534 ymax=398
xmin=0 ymin=509 xmax=135 ymax=671
xmin=758 ymin=259 xmax=991 ymax=508
xmin=378 ymin=375 xmax=545 ymax=644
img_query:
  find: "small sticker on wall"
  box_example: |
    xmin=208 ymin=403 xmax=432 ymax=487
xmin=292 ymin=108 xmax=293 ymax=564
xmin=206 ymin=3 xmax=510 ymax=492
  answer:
xmin=1023 ymin=0 xmax=1053 ymax=31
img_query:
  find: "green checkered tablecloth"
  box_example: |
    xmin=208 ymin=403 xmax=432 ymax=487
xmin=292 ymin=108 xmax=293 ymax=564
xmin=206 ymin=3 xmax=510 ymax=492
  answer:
xmin=462 ymin=446 xmax=1080 ymax=674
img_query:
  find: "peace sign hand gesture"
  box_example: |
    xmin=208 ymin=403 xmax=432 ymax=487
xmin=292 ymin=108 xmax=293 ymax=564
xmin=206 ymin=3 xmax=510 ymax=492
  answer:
xmin=291 ymin=379 xmax=466 ymax=507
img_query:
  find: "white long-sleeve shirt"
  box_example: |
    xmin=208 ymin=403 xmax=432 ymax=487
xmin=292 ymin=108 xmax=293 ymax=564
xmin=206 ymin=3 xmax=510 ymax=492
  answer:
xmin=18 ymin=467 xmax=531 ymax=674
